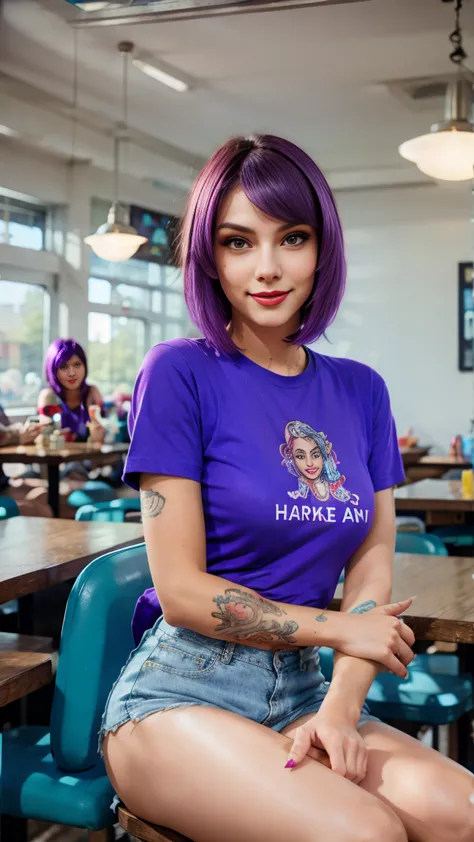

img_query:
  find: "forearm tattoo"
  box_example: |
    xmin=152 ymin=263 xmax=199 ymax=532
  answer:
xmin=140 ymin=489 xmax=166 ymax=519
xmin=349 ymin=600 xmax=376 ymax=615
xmin=212 ymin=588 xmax=299 ymax=645
xmin=315 ymin=610 xmax=328 ymax=622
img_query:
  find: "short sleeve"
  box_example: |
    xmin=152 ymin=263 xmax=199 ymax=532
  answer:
xmin=368 ymin=372 xmax=405 ymax=492
xmin=123 ymin=343 xmax=203 ymax=490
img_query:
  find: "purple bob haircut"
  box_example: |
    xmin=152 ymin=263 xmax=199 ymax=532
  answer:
xmin=44 ymin=338 xmax=89 ymax=399
xmin=180 ymin=133 xmax=346 ymax=355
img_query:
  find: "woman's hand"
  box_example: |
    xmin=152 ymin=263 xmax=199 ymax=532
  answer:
xmin=284 ymin=709 xmax=368 ymax=783
xmin=334 ymin=598 xmax=415 ymax=678
xmin=19 ymin=425 xmax=40 ymax=446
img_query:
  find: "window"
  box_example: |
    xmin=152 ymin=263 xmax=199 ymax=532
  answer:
xmin=0 ymin=280 xmax=50 ymax=409
xmin=88 ymin=313 xmax=146 ymax=397
xmin=87 ymin=199 xmax=191 ymax=394
xmin=0 ymin=196 xmax=46 ymax=251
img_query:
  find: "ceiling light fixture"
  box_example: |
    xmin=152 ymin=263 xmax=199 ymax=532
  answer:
xmin=85 ymin=41 xmax=147 ymax=262
xmin=132 ymin=54 xmax=190 ymax=93
xmin=399 ymin=0 xmax=474 ymax=182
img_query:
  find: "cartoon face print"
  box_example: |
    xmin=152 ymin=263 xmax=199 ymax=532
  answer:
xmin=292 ymin=437 xmax=324 ymax=482
xmin=280 ymin=420 xmax=359 ymax=506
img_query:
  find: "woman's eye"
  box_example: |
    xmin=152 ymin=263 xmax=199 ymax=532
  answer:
xmin=226 ymin=237 xmax=248 ymax=250
xmin=284 ymin=232 xmax=308 ymax=246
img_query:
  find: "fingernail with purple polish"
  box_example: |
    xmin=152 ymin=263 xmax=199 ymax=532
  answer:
xmin=285 ymin=759 xmax=296 ymax=769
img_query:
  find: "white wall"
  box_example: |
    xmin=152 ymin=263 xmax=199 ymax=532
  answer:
xmin=315 ymin=182 xmax=473 ymax=453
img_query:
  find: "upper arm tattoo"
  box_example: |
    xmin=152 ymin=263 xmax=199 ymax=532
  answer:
xmin=349 ymin=600 xmax=376 ymax=615
xmin=140 ymin=489 xmax=166 ymax=519
xmin=211 ymin=588 xmax=299 ymax=645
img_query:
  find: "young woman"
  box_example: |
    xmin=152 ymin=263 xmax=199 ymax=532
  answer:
xmin=101 ymin=135 xmax=474 ymax=842
xmin=39 ymin=338 xmax=105 ymax=444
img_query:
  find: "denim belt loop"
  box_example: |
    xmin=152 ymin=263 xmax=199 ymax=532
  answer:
xmin=220 ymin=641 xmax=235 ymax=664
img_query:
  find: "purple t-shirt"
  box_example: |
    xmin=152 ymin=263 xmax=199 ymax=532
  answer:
xmin=125 ymin=338 xmax=404 ymax=644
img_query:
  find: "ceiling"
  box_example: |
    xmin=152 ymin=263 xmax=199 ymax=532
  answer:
xmin=0 ymin=0 xmax=473 ymax=198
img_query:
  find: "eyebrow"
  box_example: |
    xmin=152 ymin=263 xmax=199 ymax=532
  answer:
xmin=216 ymin=221 xmax=308 ymax=234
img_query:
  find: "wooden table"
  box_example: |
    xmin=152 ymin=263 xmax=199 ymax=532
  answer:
xmin=0 ymin=516 xmax=143 ymax=605
xmin=0 ymin=632 xmax=53 ymax=708
xmin=399 ymin=446 xmax=430 ymax=467
xmin=333 ymin=552 xmax=474 ymax=643
xmin=0 ymin=442 xmax=129 ymax=516
xmin=394 ymin=479 xmax=474 ymax=516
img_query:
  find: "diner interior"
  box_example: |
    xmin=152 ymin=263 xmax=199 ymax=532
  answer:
xmin=1 ymin=0 xmax=474 ymax=840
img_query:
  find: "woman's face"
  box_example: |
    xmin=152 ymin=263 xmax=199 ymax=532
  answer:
xmin=214 ymin=188 xmax=317 ymax=335
xmin=56 ymin=354 xmax=86 ymax=392
xmin=292 ymin=436 xmax=323 ymax=481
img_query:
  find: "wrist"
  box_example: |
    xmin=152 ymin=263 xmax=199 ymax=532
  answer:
xmin=319 ymin=680 xmax=362 ymax=726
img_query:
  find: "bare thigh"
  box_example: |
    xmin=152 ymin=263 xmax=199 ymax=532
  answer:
xmin=104 ymin=706 xmax=407 ymax=842
xmin=282 ymin=714 xmax=474 ymax=842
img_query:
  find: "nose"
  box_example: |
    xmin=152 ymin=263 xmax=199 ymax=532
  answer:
xmin=255 ymin=244 xmax=283 ymax=284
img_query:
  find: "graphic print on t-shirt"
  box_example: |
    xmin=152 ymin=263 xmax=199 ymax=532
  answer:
xmin=280 ymin=420 xmax=359 ymax=505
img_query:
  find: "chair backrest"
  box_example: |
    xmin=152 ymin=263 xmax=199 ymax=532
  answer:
xmin=50 ymin=542 xmax=152 ymax=771
xmin=0 ymin=496 xmax=20 ymax=519
xmin=75 ymin=498 xmax=141 ymax=522
xmin=395 ymin=531 xmax=448 ymax=556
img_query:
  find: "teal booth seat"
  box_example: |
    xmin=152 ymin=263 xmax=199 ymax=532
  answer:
xmin=75 ymin=498 xmax=141 ymax=522
xmin=67 ymin=481 xmax=117 ymax=509
xmin=0 ymin=496 xmax=19 ymax=519
xmin=395 ymin=531 xmax=448 ymax=556
xmin=2 ymin=542 xmax=152 ymax=836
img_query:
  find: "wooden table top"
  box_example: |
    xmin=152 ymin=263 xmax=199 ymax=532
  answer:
xmin=399 ymin=446 xmax=430 ymax=466
xmin=333 ymin=552 xmax=474 ymax=644
xmin=419 ymin=455 xmax=471 ymax=469
xmin=0 ymin=632 xmax=53 ymax=707
xmin=394 ymin=479 xmax=474 ymax=512
xmin=0 ymin=442 xmax=129 ymax=465
xmin=0 ymin=517 xmax=143 ymax=604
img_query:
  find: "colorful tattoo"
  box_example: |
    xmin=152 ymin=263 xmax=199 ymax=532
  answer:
xmin=350 ymin=600 xmax=376 ymax=615
xmin=212 ymin=588 xmax=299 ymax=645
xmin=140 ymin=489 xmax=166 ymax=519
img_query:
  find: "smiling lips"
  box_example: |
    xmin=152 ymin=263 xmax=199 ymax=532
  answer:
xmin=249 ymin=290 xmax=290 ymax=306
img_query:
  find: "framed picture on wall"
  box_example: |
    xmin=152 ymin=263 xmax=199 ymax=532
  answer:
xmin=459 ymin=262 xmax=474 ymax=371
xmin=129 ymin=205 xmax=180 ymax=265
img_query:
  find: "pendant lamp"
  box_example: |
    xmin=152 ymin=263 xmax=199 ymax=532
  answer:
xmin=85 ymin=41 xmax=147 ymax=261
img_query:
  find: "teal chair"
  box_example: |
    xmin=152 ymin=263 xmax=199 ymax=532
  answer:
xmin=76 ymin=498 xmax=141 ymax=522
xmin=67 ymin=481 xmax=116 ymax=509
xmin=432 ymin=525 xmax=474 ymax=551
xmin=0 ymin=496 xmax=19 ymax=519
xmin=1 ymin=542 xmax=152 ymax=840
xmin=395 ymin=531 xmax=449 ymax=556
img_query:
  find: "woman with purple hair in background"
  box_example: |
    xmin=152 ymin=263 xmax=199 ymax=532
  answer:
xmin=100 ymin=136 xmax=474 ymax=842
xmin=38 ymin=338 xmax=104 ymax=444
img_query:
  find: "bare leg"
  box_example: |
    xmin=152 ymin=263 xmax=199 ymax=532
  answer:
xmin=104 ymin=706 xmax=407 ymax=842
xmin=282 ymin=714 xmax=474 ymax=842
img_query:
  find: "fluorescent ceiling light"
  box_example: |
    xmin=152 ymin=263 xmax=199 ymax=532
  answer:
xmin=75 ymin=2 xmax=112 ymax=10
xmin=0 ymin=125 xmax=19 ymax=137
xmin=132 ymin=57 xmax=190 ymax=93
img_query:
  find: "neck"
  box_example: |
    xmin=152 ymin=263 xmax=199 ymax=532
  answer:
xmin=63 ymin=387 xmax=82 ymax=406
xmin=230 ymin=313 xmax=306 ymax=376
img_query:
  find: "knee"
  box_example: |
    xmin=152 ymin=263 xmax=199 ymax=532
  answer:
xmin=357 ymin=803 xmax=408 ymax=842
xmin=306 ymin=801 xmax=408 ymax=842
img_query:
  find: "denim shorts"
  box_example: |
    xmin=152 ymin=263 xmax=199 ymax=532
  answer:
xmin=99 ymin=616 xmax=378 ymax=754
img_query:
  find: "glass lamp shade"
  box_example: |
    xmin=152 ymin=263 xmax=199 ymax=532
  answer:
xmin=399 ymin=127 xmax=474 ymax=181
xmin=84 ymin=202 xmax=147 ymax=262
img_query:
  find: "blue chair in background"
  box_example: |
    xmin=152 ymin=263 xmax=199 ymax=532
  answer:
xmin=67 ymin=481 xmax=116 ymax=509
xmin=1 ymin=542 xmax=152 ymax=840
xmin=75 ymin=498 xmax=141 ymax=522
xmin=431 ymin=525 xmax=474 ymax=552
xmin=395 ymin=531 xmax=448 ymax=556
xmin=0 ymin=497 xmax=19 ymax=520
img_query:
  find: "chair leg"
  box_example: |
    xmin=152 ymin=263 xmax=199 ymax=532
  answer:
xmin=88 ymin=828 xmax=115 ymax=841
